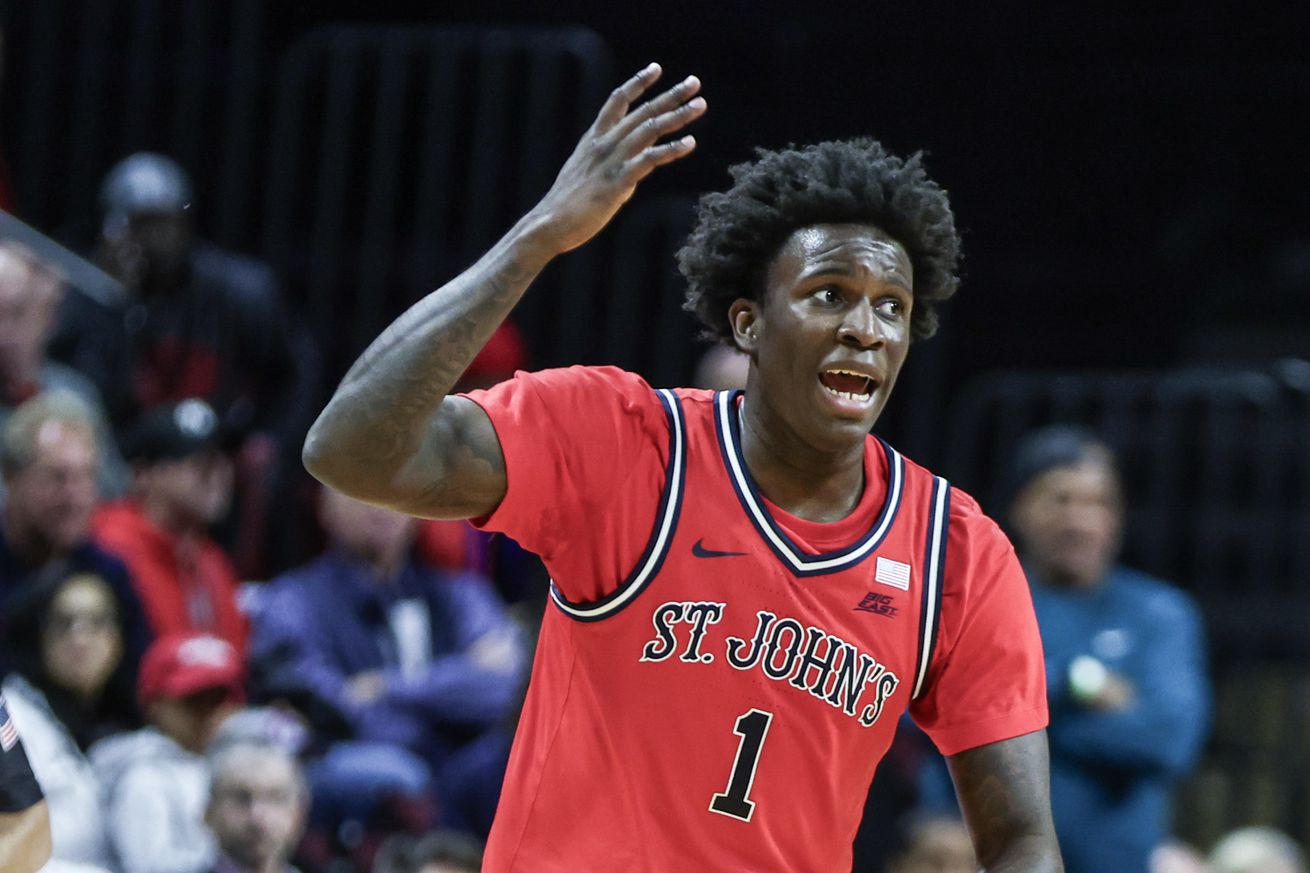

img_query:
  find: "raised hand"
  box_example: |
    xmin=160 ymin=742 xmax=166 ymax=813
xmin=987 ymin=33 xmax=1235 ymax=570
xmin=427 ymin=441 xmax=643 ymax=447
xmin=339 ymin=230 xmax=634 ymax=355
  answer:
xmin=305 ymin=71 xmax=705 ymax=520
xmin=531 ymin=63 xmax=707 ymax=254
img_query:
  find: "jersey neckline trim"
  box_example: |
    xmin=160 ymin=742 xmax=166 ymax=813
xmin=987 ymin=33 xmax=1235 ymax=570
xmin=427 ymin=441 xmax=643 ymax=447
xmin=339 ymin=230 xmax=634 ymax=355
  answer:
xmin=713 ymin=390 xmax=904 ymax=577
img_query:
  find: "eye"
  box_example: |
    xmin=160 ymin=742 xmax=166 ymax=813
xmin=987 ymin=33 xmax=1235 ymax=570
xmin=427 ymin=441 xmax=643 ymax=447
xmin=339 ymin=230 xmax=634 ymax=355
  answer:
xmin=813 ymin=285 xmax=842 ymax=304
xmin=875 ymin=297 xmax=905 ymax=318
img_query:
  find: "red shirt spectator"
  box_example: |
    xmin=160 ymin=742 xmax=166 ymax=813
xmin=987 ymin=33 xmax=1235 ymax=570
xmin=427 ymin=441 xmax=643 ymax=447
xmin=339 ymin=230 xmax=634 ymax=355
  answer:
xmin=93 ymin=400 xmax=246 ymax=656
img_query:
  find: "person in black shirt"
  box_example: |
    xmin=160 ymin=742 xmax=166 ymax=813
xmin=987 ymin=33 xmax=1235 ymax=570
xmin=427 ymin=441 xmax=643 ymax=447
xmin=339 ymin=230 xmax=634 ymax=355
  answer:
xmin=50 ymin=153 xmax=319 ymax=575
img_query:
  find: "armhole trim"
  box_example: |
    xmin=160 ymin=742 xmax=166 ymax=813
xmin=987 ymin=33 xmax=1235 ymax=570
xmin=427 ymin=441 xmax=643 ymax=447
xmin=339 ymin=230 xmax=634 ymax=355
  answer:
xmin=549 ymin=388 xmax=687 ymax=622
xmin=912 ymin=476 xmax=950 ymax=699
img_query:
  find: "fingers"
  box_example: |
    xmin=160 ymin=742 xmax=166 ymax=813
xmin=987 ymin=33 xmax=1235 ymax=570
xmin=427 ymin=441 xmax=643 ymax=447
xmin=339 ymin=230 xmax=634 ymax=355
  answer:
xmin=579 ymin=65 xmax=706 ymax=196
xmin=610 ymin=74 xmax=703 ymax=144
xmin=627 ymin=92 xmax=708 ymax=160
xmin=595 ymin=62 xmax=663 ymax=131
xmin=625 ymin=134 xmax=699 ymax=182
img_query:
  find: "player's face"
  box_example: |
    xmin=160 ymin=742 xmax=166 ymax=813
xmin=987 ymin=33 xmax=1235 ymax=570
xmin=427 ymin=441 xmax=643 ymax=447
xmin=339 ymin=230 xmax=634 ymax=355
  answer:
xmin=735 ymin=223 xmax=913 ymax=452
xmin=1010 ymin=459 xmax=1123 ymax=588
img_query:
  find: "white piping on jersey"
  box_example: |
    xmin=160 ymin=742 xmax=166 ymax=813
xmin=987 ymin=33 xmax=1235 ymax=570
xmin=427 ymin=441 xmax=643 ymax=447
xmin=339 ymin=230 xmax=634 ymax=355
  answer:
xmin=912 ymin=477 xmax=949 ymax=699
xmin=716 ymin=391 xmax=904 ymax=573
xmin=550 ymin=389 xmax=686 ymax=620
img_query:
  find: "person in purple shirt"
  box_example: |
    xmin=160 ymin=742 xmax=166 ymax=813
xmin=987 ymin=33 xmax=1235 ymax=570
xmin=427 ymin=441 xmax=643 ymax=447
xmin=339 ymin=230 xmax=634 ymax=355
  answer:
xmin=249 ymin=487 xmax=528 ymax=838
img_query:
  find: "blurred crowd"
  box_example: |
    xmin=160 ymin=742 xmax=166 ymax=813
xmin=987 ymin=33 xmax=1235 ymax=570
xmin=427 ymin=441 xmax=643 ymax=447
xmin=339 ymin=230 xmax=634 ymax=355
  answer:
xmin=1 ymin=151 xmax=538 ymax=873
xmin=1 ymin=150 xmax=1306 ymax=873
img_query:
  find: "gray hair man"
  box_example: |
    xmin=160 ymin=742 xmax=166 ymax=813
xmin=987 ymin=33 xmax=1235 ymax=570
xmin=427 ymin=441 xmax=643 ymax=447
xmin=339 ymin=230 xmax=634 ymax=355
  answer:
xmin=204 ymin=740 xmax=308 ymax=873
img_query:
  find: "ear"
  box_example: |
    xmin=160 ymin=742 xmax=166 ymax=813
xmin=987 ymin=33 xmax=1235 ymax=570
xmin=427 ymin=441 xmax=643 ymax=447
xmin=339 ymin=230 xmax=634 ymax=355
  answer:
xmin=728 ymin=298 xmax=761 ymax=354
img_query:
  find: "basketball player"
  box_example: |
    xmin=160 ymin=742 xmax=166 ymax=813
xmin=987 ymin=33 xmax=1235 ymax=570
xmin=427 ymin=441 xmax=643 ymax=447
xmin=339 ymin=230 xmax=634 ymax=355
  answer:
xmin=304 ymin=64 xmax=1062 ymax=871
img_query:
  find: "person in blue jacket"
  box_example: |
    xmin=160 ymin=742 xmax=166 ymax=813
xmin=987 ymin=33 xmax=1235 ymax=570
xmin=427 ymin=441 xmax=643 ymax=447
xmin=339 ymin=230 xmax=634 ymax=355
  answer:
xmin=1006 ymin=425 xmax=1211 ymax=873
xmin=249 ymin=486 xmax=528 ymax=837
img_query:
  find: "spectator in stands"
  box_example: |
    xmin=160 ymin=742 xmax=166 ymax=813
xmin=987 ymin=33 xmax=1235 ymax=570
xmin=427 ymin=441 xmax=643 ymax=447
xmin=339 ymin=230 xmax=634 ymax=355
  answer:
xmin=204 ymin=740 xmax=308 ymax=873
xmin=250 ymin=488 xmax=527 ymax=836
xmin=93 ymin=398 xmax=247 ymax=656
xmin=1006 ymin=425 xmax=1212 ymax=873
xmin=0 ymin=391 xmax=150 ymax=667
xmin=209 ymin=706 xmax=310 ymax=763
xmin=885 ymin=815 xmax=977 ymax=873
xmin=5 ymin=568 xmax=142 ymax=747
xmin=49 ymin=152 xmax=318 ymax=576
xmin=91 ymin=631 xmax=243 ymax=873
xmin=1208 ymin=827 xmax=1307 ymax=873
xmin=371 ymin=831 xmax=484 ymax=873
xmin=2 ymin=568 xmax=145 ymax=873
xmin=0 ymin=241 xmax=125 ymax=497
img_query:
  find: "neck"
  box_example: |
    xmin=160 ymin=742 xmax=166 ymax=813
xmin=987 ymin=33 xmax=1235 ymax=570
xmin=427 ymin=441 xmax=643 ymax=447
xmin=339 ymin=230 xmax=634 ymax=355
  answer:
xmin=738 ymin=396 xmax=866 ymax=523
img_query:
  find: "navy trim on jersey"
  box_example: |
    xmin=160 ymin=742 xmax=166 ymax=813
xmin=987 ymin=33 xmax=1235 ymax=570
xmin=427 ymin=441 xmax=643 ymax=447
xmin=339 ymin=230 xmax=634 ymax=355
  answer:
xmin=912 ymin=476 xmax=950 ymax=699
xmin=713 ymin=390 xmax=904 ymax=577
xmin=549 ymin=389 xmax=687 ymax=622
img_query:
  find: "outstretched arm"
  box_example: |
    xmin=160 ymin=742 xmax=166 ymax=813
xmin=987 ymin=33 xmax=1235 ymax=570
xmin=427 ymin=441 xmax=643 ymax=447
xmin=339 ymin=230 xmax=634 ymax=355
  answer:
xmin=303 ymin=64 xmax=706 ymax=518
xmin=947 ymin=730 xmax=1064 ymax=872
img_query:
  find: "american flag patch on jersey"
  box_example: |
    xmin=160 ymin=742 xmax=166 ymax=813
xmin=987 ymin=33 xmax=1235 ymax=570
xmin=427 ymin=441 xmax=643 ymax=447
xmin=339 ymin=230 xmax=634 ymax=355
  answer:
xmin=875 ymin=556 xmax=912 ymax=590
xmin=0 ymin=693 xmax=19 ymax=752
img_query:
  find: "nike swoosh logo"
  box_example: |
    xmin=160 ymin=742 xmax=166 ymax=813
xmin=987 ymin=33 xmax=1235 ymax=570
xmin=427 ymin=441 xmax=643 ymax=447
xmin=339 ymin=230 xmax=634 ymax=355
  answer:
xmin=692 ymin=538 xmax=747 ymax=559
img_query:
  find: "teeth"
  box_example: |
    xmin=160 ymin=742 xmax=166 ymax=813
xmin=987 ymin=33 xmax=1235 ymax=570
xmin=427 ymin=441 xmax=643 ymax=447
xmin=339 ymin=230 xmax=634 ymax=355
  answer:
xmin=820 ymin=367 xmax=875 ymax=401
xmin=822 ymin=385 xmax=871 ymax=402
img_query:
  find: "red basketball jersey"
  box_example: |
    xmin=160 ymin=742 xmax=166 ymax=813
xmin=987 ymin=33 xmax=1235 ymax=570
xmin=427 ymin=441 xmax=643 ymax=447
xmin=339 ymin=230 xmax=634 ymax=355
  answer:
xmin=467 ymin=367 xmax=1046 ymax=873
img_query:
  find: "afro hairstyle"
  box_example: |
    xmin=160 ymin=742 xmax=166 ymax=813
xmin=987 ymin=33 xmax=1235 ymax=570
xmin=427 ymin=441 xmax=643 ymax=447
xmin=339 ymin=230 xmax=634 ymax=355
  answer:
xmin=677 ymin=138 xmax=961 ymax=346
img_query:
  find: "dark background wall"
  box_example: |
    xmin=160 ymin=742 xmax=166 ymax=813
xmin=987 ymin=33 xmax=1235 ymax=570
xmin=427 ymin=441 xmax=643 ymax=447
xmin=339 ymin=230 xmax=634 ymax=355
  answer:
xmin=301 ymin=0 xmax=1310 ymax=365
xmin=6 ymin=0 xmax=1308 ymax=381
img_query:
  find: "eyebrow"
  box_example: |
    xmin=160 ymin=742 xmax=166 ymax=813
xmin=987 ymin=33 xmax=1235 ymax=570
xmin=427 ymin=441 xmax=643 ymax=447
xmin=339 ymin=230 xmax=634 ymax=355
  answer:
xmin=800 ymin=263 xmax=912 ymax=290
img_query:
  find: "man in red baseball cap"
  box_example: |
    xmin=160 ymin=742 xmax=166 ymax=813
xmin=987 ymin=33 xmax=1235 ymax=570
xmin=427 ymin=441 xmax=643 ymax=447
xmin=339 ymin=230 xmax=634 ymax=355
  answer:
xmin=92 ymin=631 xmax=244 ymax=873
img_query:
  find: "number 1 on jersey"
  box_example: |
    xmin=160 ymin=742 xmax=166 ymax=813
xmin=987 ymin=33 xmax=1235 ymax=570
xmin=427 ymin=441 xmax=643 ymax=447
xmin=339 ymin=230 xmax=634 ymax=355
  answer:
xmin=709 ymin=708 xmax=774 ymax=821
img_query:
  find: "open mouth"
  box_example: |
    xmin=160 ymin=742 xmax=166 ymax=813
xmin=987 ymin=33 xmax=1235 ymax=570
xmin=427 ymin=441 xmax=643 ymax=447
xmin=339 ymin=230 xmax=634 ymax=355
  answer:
xmin=818 ymin=368 xmax=876 ymax=402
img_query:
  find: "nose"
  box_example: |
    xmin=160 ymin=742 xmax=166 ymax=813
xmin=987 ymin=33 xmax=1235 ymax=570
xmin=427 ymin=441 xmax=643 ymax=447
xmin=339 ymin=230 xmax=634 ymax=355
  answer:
xmin=837 ymin=300 xmax=882 ymax=350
